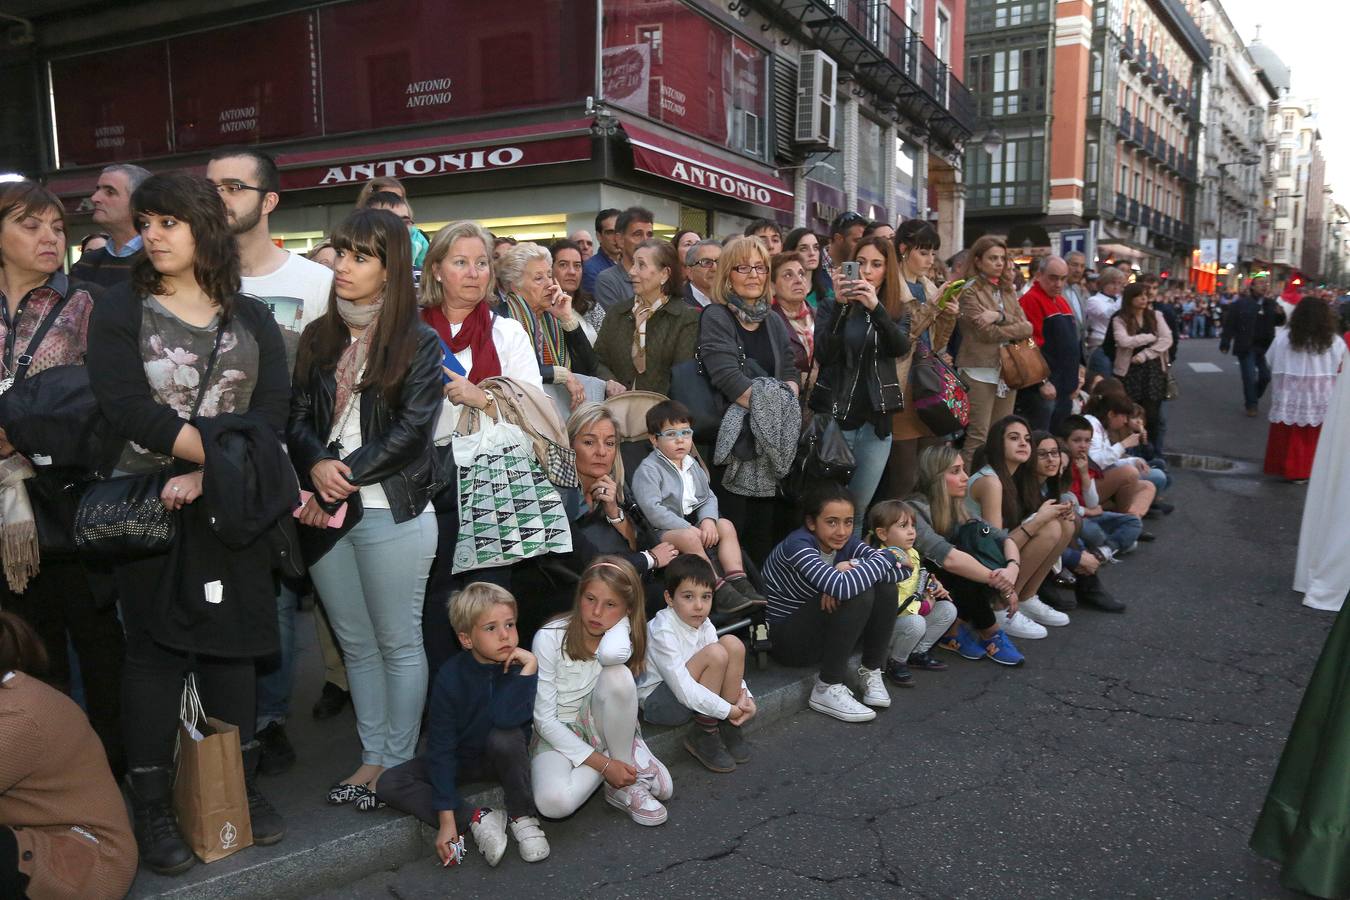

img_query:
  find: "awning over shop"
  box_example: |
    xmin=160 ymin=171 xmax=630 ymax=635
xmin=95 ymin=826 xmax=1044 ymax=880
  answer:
xmin=622 ymin=123 xmax=793 ymax=213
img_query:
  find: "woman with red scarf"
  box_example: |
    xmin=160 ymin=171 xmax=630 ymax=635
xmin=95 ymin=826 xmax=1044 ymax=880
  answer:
xmin=416 ymin=221 xmax=542 ymax=675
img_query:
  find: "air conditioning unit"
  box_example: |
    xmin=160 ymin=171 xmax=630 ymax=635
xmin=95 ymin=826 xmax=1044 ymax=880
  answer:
xmin=795 ymin=50 xmax=837 ymax=148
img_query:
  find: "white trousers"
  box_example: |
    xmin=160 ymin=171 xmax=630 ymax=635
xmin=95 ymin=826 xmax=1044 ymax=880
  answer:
xmin=890 ymin=600 xmax=958 ymax=659
xmin=532 ymin=665 xmax=638 ymax=819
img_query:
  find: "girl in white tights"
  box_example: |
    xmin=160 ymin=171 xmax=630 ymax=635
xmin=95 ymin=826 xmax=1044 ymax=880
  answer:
xmin=530 ymin=557 xmax=673 ymax=826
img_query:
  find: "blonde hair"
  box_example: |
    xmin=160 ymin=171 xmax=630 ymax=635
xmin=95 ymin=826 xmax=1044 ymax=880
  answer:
xmin=420 ymin=220 xmax=494 ymax=309
xmin=449 ymin=582 xmax=517 ymax=635
xmin=566 ymin=402 xmax=625 ymax=502
xmin=710 ymin=235 xmax=772 ymax=305
xmin=916 ymin=445 xmax=969 ymax=537
xmin=561 ymin=556 xmax=647 ymax=676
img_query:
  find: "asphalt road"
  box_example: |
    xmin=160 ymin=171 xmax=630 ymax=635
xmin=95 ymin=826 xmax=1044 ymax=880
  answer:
xmin=317 ymin=335 xmax=1333 ymax=900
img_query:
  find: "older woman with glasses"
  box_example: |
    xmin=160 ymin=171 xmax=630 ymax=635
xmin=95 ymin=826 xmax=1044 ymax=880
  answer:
xmin=770 ymin=251 xmax=814 ymax=374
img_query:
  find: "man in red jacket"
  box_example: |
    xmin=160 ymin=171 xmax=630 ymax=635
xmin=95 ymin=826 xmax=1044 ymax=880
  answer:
xmin=1017 ymin=255 xmax=1081 ymax=431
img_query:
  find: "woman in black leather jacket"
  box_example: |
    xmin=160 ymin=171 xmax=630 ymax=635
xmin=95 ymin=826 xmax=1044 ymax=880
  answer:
xmin=810 ymin=236 xmax=910 ymax=530
xmin=288 ymin=208 xmax=442 ymax=809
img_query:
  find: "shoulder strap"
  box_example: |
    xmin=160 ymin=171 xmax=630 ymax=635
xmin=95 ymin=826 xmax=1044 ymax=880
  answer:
xmin=12 ymin=293 xmax=71 ymax=384
xmin=188 ymin=325 xmax=226 ymax=419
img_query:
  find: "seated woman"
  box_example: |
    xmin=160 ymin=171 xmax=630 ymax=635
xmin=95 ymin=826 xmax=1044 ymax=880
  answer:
xmin=965 ymin=416 xmax=1077 ymax=638
xmin=760 ymin=481 xmax=900 ymax=724
xmin=592 ymin=240 xmax=700 ymax=396
xmin=1 ymin=613 xmax=137 ymax=900
xmin=496 ymin=241 xmax=606 ymax=411
xmin=909 ymin=445 xmax=1025 ymax=666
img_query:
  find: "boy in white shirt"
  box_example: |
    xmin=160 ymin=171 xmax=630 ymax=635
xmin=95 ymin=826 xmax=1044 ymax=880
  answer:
xmin=639 ymin=556 xmax=756 ymax=773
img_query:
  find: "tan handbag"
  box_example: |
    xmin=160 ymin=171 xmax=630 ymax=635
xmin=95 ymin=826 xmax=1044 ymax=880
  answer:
xmin=999 ymin=339 xmax=1050 ymax=390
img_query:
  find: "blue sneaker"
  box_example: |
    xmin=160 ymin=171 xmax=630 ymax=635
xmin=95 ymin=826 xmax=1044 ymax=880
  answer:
xmin=984 ymin=630 xmax=1024 ymax=666
xmin=938 ymin=624 xmax=987 ymax=661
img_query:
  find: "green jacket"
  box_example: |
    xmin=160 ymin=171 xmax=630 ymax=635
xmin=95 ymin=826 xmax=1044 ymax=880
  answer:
xmin=592 ymin=295 xmax=700 ymax=395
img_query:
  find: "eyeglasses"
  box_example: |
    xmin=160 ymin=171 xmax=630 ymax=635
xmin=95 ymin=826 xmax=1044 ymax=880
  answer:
xmin=209 ymin=181 xmax=267 ymax=196
xmin=691 ymin=258 xmax=718 ymax=269
xmin=657 ymin=428 xmax=693 ymax=440
xmin=732 ymin=264 xmax=769 ymax=275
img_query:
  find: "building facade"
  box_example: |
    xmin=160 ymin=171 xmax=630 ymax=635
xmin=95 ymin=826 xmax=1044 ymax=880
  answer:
xmin=962 ymin=0 xmax=1209 ymax=277
xmin=1191 ymin=0 xmax=1270 ymax=292
xmin=4 ymin=0 xmax=975 ymax=258
xmin=1258 ymin=95 xmax=1320 ymax=283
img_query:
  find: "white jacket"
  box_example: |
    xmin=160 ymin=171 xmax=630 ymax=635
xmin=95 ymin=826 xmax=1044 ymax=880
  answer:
xmin=531 ymin=617 xmax=631 ymax=767
xmin=1086 ymin=414 xmax=1135 ymax=471
xmin=637 ymin=608 xmax=749 ymax=720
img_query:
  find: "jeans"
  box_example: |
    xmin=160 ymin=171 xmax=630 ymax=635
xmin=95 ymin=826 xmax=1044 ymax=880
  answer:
xmin=309 ymin=507 xmax=438 ymax=768
xmin=256 ymin=581 xmax=298 ymax=729
xmin=376 ymin=728 xmax=535 ymax=831
xmin=1015 ymin=387 xmax=1053 ymax=432
xmin=1236 ymin=349 xmax=1271 ymax=411
xmin=1087 ymin=347 xmax=1112 ymax=380
xmin=842 ymin=423 xmax=893 ymax=533
xmin=1081 ymin=511 xmax=1142 ymax=552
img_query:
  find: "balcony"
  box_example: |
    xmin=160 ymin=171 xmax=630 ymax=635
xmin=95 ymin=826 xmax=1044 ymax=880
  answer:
xmin=745 ymin=0 xmax=977 ymax=147
xmin=1141 ymin=51 xmax=1156 ymax=83
xmin=1129 ymin=39 xmax=1146 ymax=71
xmin=1122 ymin=26 xmax=1135 ymax=58
xmin=1129 ymin=199 xmax=1140 ymax=223
xmin=1117 ymin=191 xmax=1129 ymax=220
xmin=1119 ymin=107 xmax=1133 ymax=140
xmin=1133 ymin=118 xmax=1145 ymax=145
xmin=1144 ymin=127 xmax=1156 ymax=156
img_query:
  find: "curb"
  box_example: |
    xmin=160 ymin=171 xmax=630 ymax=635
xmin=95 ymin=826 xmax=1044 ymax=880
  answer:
xmin=135 ymin=669 xmax=819 ymax=899
xmin=1163 ymin=451 xmax=1252 ymax=473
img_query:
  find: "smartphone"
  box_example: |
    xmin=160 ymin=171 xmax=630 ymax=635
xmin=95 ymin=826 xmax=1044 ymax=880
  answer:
xmin=841 ymin=261 xmax=860 ymax=282
xmin=295 ymin=490 xmax=348 ymax=528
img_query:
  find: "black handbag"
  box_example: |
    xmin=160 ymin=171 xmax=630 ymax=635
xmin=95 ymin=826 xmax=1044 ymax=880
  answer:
xmin=668 ymin=351 xmax=729 ymax=442
xmin=24 ymin=468 xmax=84 ymax=559
xmin=74 ymin=328 xmax=224 ymax=560
xmin=784 ymin=413 xmax=856 ymax=501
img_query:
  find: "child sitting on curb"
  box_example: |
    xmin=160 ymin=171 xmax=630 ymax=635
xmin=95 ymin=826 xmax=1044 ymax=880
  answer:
xmin=631 ymin=400 xmax=766 ymax=615
xmin=639 ymin=555 xmax=756 ymax=773
xmin=377 ymin=584 xmax=549 ymax=868
xmin=866 ymin=500 xmax=958 ymax=686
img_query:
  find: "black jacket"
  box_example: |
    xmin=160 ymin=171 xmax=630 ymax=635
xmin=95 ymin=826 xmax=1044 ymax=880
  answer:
xmin=197 ymin=413 xmax=298 ymax=549
xmin=1220 ymin=293 xmax=1286 ymax=356
xmin=288 ymin=323 xmax=444 ymax=523
xmin=810 ymin=299 xmax=910 ymax=430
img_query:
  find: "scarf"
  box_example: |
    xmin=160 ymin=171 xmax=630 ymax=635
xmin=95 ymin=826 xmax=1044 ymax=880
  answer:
xmin=775 ymin=299 xmax=814 ymax=361
xmin=0 ymin=455 xmax=38 ymax=593
xmin=502 ymin=292 xmax=569 ymax=369
xmin=333 ymin=299 xmax=382 ymax=433
xmin=421 ymin=302 xmax=502 ymax=383
xmin=725 ymin=291 xmax=771 ymax=325
xmin=631 ymin=294 xmax=667 ymax=375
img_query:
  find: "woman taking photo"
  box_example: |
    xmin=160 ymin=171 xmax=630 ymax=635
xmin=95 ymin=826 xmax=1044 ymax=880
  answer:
xmin=810 ymin=236 xmax=910 ymax=528
xmin=1264 ymin=296 xmax=1344 ymax=482
xmin=289 ymin=208 xmax=442 ymax=811
xmin=965 ymin=416 xmax=1076 ymax=637
xmin=496 ymin=241 xmax=602 ymax=410
xmin=770 ymin=251 xmax=815 ymax=375
xmin=0 ymin=180 xmax=123 ymax=772
xmin=784 ymin=227 xmax=831 ymax=310
xmin=909 ymin=446 xmax=1025 ymax=666
xmin=956 ymin=235 xmax=1032 ymax=467
xmin=87 ymin=172 xmax=289 ymax=873
xmin=1110 ymin=282 xmax=1172 ymax=448
xmin=701 ymin=236 xmax=801 ymax=562
xmin=882 ymin=220 xmax=959 ymax=500
xmin=592 ymin=239 xmax=699 ymax=396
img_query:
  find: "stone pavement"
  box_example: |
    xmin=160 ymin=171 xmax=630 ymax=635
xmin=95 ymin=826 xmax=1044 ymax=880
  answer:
xmin=132 ymin=333 xmax=1334 ymax=898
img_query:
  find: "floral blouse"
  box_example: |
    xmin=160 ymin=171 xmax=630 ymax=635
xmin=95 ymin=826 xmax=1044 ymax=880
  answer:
xmin=0 ymin=272 xmax=93 ymax=378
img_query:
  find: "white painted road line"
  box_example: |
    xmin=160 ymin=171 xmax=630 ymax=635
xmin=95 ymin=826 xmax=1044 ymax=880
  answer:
xmin=1187 ymin=362 xmax=1224 ymax=373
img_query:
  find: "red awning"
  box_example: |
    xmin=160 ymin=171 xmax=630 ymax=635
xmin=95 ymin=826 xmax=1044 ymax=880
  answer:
xmin=622 ymin=123 xmax=793 ymax=213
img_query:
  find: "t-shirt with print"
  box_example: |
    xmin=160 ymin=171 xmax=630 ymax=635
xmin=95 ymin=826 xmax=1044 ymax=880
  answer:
xmin=241 ymin=252 xmax=333 ymax=372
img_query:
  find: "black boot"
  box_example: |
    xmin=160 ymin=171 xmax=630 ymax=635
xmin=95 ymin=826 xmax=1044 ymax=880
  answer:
xmin=126 ymin=766 xmax=195 ymax=876
xmin=1075 ymin=572 xmax=1126 ymax=612
xmin=240 ymin=742 xmax=286 ymax=846
xmin=1038 ymin=579 xmax=1077 ymax=612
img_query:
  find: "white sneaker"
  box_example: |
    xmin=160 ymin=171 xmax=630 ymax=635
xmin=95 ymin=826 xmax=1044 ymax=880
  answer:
xmin=808 ymin=678 xmax=876 ymax=722
xmin=469 ymin=808 xmax=508 ymax=866
xmin=995 ymin=608 xmax=1048 ymax=640
xmin=508 ymin=815 xmax=550 ymax=863
xmin=604 ymin=781 xmax=668 ymax=826
xmin=1097 ymin=546 xmax=1118 ymax=563
xmin=1020 ymin=596 xmax=1070 ymax=627
xmin=632 ymin=734 xmax=674 ymax=801
xmin=856 ymin=666 xmax=891 ymax=708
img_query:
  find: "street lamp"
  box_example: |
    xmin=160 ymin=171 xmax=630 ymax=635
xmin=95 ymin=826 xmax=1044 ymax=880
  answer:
xmin=1214 ymin=154 xmax=1259 ymax=288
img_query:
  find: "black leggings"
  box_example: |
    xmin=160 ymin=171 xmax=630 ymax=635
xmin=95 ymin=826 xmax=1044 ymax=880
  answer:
xmin=769 ymin=583 xmax=896 ymax=683
xmin=933 ymin=567 xmax=998 ymax=631
xmin=0 ymin=826 xmax=26 ymax=898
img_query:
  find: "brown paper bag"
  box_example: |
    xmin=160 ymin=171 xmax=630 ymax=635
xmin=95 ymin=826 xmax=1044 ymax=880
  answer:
xmin=173 ymin=677 xmax=253 ymax=862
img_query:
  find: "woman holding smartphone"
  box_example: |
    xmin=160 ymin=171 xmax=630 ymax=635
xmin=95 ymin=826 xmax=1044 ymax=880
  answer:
xmin=289 ymin=208 xmax=443 ymax=810
xmin=809 ymin=236 xmax=910 ymax=529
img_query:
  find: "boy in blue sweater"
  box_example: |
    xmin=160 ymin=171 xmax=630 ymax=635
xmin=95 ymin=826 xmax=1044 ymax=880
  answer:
xmin=376 ymin=584 xmax=549 ymax=868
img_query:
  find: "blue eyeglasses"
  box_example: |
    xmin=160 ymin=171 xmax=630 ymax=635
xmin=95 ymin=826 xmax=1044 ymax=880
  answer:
xmin=658 ymin=428 xmax=694 ymax=440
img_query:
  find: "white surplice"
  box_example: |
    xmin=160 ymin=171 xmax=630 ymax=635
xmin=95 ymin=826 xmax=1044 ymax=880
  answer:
xmin=1293 ymin=342 xmax=1350 ymax=611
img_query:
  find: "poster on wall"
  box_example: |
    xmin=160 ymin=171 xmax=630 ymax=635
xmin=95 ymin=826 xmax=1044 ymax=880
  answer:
xmin=603 ymin=43 xmax=651 ymax=117
xmin=50 ymin=44 xmax=173 ymax=165
xmin=170 ymin=13 xmax=321 ymax=151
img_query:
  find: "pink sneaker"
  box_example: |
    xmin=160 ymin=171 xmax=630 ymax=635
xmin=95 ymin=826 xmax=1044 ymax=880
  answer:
xmin=632 ymin=735 xmax=674 ymax=801
xmin=603 ymin=782 xmax=668 ymax=826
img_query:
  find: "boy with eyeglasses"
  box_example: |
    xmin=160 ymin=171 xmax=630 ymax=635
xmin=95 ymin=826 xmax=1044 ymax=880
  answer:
xmin=631 ymin=400 xmax=766 ymax=615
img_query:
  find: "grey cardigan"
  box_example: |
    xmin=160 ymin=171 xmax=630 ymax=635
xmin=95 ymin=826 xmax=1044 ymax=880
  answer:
xmin=699 ymin=302 xmax=800 ymax=402
xmin=632 ymin=448 xmax=719 ymax=533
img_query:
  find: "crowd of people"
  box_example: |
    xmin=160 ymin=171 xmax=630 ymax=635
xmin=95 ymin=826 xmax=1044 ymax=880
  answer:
xmin=8 ymin=147 xmax=1281 ymax=897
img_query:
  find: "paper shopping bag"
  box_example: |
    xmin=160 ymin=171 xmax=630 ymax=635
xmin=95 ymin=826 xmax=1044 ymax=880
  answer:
xmin=173 ymin=677 xmax=253 ymax=862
